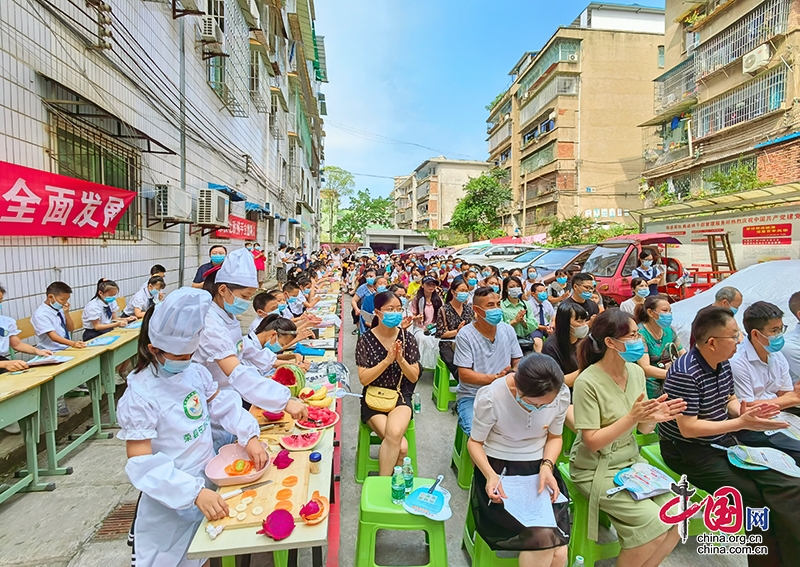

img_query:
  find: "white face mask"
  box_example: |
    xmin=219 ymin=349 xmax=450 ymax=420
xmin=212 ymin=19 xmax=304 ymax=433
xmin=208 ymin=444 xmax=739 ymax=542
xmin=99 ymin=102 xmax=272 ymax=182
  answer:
xmin=571 ymin=324 xmax=590 ymax=339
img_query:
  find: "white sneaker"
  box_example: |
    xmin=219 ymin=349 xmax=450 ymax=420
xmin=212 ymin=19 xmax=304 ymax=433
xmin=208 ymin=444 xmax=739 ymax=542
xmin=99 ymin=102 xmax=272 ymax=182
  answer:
xmin=57 ymin=397 xmax=70 ymax=417
xmin=3 ymin=422 xmax=21 ymax=434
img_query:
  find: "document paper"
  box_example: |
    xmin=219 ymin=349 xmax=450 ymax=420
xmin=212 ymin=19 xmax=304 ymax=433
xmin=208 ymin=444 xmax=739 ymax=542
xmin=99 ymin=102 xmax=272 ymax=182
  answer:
xmin=499 ymin=474 xmax=568 ymax=528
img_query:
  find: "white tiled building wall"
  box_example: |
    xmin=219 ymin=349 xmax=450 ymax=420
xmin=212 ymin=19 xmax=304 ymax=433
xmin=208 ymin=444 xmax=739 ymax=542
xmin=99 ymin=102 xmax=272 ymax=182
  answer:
xmin=0 ymin=0 xmax=324 ymax=331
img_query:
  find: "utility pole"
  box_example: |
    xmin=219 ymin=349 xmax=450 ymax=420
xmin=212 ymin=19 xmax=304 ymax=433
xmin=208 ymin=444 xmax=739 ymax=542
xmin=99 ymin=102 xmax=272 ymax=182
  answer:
xmin=178 ymin=18 xmax=187 ymax=286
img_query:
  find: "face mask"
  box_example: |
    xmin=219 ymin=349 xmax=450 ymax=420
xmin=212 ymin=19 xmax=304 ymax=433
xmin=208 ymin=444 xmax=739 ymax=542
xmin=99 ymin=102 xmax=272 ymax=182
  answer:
xmin=467 ymin=278 xmax=478 ymax=287
xmin=481 ymin=307 xmax=503 ymax=326
xmin=490 ymin=285 xmax=500 ymax=293
xmin=150 ymin=288 xmax=160 ymax=297
xmin=528 ymin=272 xmax=537 ymax=280
xmin=287 ymin=295 xmax=300 ymax=305
xmin=447 ymin=264 xmax=453 ymax=269
xmin=413 ymin=276 xmax=421 ymax=282
xmin=211 ymin=254 xmax=226 ymax=264
xmin=381 ymin=311 xmax=403 ymax=328
xmin=224 ymin=294 xmax=251 ymax=316
xmin=159 ymin=357 xmax=192 ymax=375
xmin=656 ymin=313 xmax=673 ymax=329
xmin=580 ymin=291 xmax=593 ymax=300
xmin=456 ymin=291 xmax=470 ymax=303
xmin=759 ymin=331 xmax=785 ymax=353
xmin=255 ymin=246 xmax=261 ymax=251
xmin=51 ymin=300 xmax=64 ymax=311
xmin=616 ymin=338 xmax=646 ymax=363
xmin=642 ymin=260 xmax=652 ymax=268
xmin=400 ymin=297 xmax=408 ymax=308
xmin=366 ymin=277 xmax=376 ymax=286
xmin=318 ymin=271 xmax=325 ymax=278
xmin=265 ymin=338 xmax=283 ymax=353
xmin=276 ymin=302 xmax=287 ymax=313
xmin=537 ymin=292 xmax=548 ymax=302
xmin=730 ymin=306 xmax=739 ymax=315
xmin=515 ymin=392 xmax=552 ymax=412
xmin=636 ymin=288 xmax=650 ymax=298
xmin=482 ymin=271 xmax=491 ymax=278
xmin=246 ymin=246 xmax=253 ymax=250
xmin=103 ymin=296 xmax=117 ymax=304
xmin=455 ymin=263 xmax=462 ymax=268
xmin=508 ymin=287 xmax=523 ymax=299
xmin=572 ymin=324 xmax=589 ymax=339
xmin=556 ymin=277 xmax=568 ymax=285
xmin=376 ymin=285 xmax=388 ymax=293
xmin=406 ymin=266 xmax=412 ymax=272
xmin=302 ymin=289 xmax=311 ymax=295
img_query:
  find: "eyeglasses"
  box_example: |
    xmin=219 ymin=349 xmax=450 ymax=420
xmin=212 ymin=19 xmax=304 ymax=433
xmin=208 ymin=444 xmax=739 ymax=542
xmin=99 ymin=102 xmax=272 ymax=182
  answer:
xmin=709 ymin=331 xmax=741 ymax=341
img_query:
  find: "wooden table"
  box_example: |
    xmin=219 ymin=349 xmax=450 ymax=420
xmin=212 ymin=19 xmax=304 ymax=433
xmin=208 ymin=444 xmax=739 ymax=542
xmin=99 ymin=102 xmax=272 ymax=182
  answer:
xmin=187 ymin=428 xmax=335 ymax=567
xmin=0 ymin=371 xmax=56 ymax=503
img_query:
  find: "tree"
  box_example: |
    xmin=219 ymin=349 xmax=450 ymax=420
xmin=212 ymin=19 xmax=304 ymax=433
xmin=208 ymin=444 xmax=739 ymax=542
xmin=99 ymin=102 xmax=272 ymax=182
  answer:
xmin=547 ymin=215 xmax=637 ymax=246
xmin=449 ymin=170 xmax=512 ymax=240
xmin=702 ymin=160 xmax=773 ymax=196
xmin=422 ymin=228 xmax=469 ymax=247
xmin=332 ymin=188 xmax=394 ymax=242
xmin=320 ymin=166 xmax=355 ymax=242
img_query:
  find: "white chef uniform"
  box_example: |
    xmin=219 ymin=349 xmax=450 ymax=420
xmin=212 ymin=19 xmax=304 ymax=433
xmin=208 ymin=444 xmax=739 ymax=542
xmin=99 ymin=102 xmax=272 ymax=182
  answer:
xmin=117 ymin=287 xmax=259 ymax=567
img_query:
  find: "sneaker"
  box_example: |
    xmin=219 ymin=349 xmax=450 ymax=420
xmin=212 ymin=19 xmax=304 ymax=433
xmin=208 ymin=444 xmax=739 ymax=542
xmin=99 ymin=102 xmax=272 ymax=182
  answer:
xmin=57 ymin=397 xmax=70 ymax=417
xmin=2 ymin=422 xmax=21 ymax=434
xmin=66 ymin=383 xmax=90 ymax=397
xmin=351 ymin=329 xmax=358 ymax=335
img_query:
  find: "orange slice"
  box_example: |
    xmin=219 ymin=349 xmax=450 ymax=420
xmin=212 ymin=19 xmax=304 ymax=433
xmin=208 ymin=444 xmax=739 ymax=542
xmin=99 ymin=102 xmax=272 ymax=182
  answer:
xmin=274 ymin=500 xmax=293 ymax=511
xmin=282 ymin=476 xmax=298 ymax=487
xmin=241 ymin=490 xmax=257 ymax=499
xmin=276 ymin=488 xmax=293 ymax=500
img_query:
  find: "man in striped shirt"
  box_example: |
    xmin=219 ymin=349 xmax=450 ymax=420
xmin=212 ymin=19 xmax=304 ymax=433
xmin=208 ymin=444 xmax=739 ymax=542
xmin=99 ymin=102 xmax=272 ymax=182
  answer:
xmin=660 ymin=306 xmax=800 ymax=566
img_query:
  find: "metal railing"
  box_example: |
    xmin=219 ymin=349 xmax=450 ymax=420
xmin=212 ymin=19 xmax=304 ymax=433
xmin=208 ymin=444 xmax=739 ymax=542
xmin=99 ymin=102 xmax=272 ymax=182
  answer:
xmin=520 ymin=142 xmax=556 ymax=176
xmin=520 ymin=75 xmax=577 ymax=127
xmin=488 ymin=121 xmax=512 ymax=153
xmin=653 ymin=57 xmax=697 ymax=115
xmin=517 ymin=39 xmax=580 ymax=98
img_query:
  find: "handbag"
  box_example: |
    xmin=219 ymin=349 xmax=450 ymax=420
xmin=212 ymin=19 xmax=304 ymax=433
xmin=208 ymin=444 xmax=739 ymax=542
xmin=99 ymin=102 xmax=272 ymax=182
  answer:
xmin=365 ymin=332 xmax=406 ymax=412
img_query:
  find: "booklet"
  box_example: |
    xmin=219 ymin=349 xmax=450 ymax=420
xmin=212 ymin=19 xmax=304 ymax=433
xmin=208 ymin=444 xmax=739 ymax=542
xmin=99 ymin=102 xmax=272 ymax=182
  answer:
xmin=607 ymin=463 xmax=674 ymax=500
xmin=86 ymin=335 xmax=121 ymax=347
xmin=714 ymin=444 xmax=800 ymax=477
xmin=26 ymin=355 xmax=73 ymax=367
xmin=764 ymin=411 xmax=800 ymax=441
xmin=498 ymin=474 xmax=568 ymax=528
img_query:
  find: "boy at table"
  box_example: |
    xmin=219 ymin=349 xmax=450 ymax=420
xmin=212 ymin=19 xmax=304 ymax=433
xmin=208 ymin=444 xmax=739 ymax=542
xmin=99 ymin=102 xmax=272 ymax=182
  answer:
xmin=247 ymin=291 xmax=279 ymax=334
xmin=124 ymin=276 xmax=166 ymax=319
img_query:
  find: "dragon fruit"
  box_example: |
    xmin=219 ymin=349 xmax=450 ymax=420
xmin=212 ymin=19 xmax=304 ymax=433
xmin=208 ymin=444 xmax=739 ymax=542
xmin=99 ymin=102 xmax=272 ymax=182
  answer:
xmin=300 ymin=491 xmax=329 ymax=525
xmin=262 ymin=410 xmax=284 ymax=422
xmin=273 ymin=449 xmax=294 ymax=469
xmin=272 ymin=365 xmax=306 ymax=397
xmin=256 ymin=509 xmax=295 ymax=540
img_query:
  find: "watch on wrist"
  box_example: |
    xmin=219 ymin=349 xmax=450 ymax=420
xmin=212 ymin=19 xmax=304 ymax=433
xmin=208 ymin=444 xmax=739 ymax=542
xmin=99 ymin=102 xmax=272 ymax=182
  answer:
xmin=541 ymin=459 xmax=554 ymax=470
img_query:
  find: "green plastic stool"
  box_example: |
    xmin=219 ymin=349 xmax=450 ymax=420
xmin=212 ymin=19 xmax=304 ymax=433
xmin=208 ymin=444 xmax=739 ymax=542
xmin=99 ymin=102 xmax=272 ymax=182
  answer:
xmin=356 ymin=476 xmax=448 ymax=567
xmin=558 ymin=427 xmax=577 ymax=465
xmin=450 ymin=424 xmax=473 ymax=490
xmin=634 ymin=427 xmax=659 ymax=447
xmin=431 ymin=356 xmax=457 ymax=412
xmin=355 ymin=419 xmax=417 ymax=484
xmin=558 ymin=462 xmax=621 ymax=567
xmin=461 ymin=484 xmax=517 ymax=566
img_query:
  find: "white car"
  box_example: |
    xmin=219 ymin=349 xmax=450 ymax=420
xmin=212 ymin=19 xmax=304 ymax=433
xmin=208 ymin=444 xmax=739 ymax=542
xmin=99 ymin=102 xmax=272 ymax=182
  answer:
xmin=355 ymin=246 xmax=373 ymax=257
xmin=453 ymin=243 xmax=492 ymax=258
xmin=458 ymin=244 xmax=540 ymax=266
xmin=491 ymin=248 xmax=549 ymax=272
xmin=671 ymin=260 xmax=800 ymax=348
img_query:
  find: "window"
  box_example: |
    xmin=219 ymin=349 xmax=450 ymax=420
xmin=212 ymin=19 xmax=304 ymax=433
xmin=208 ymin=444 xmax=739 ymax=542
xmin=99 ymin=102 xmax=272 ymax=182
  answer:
xmin=517 ymin=39 xmax=580 ymax=97
xmin=52 ymin=116 xmax=141 ymax=240
xmin=520 ymin=142 xmax=556 ymax=176
xmin=658 ymin=45 xmax=665 ymax=68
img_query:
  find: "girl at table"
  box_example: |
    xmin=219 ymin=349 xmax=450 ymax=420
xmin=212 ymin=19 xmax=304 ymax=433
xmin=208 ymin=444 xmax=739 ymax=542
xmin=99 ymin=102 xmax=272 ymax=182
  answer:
xmin=242 ymin=314 xmax=313 ymax=375
xmin=123 ymin=276 xmax=166 ymax=319
xmin=118 ymin=287 xmax=266 ymax=567
xmin=82 ymin=280 xmax=137 ymax=341
xmin=468 ymin=354 xmax=571 ymax=567
xmin=194 ymin=248 xmax=307 ymax=450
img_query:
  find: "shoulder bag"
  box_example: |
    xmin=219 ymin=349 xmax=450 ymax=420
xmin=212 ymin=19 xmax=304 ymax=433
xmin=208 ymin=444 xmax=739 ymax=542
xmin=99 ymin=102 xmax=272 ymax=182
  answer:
xmin=365 ymin=331 xmax=406 ymax=412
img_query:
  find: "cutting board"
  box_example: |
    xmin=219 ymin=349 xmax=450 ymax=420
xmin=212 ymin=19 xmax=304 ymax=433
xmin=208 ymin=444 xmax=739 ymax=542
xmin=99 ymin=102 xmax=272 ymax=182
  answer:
xmin=249 ymin=407 xmax=295 ymax=435
xmin=212 ymin=450 xmax=311 ymax=530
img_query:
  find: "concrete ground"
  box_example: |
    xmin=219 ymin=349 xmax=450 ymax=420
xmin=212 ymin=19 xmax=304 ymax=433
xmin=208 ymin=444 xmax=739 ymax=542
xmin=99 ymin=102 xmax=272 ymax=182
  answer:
xmin=0 ymin=289 xmax=746 ymax=567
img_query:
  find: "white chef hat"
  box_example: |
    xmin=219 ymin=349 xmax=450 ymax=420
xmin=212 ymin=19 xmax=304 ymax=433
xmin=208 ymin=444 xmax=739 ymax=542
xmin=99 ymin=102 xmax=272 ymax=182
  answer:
xmin=216 ymin=248 xmax=259 ymax=288
xmin=149 ymin=287 xmax=211 ymax=354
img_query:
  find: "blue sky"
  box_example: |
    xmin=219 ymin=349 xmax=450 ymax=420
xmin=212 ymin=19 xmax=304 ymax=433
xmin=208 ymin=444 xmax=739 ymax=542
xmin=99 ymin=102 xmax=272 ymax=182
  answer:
xmin=315 ymin=0 xmax=665 ymax=201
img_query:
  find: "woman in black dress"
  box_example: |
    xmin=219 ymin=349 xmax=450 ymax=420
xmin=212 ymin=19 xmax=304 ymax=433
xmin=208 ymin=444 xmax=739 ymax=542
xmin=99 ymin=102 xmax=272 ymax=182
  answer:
xmin=356 ymin=291 xmax=421 ymax=476
xmin=434 ymin=276 xmax=474 ymax=382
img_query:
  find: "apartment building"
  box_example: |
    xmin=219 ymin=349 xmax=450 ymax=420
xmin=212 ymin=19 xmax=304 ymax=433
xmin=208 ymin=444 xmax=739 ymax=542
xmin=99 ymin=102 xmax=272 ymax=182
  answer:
xmin=486 ymin=2 xmax=665 ymax=235
xmin=393 ymin=157 xmax=489 ymax=230
xmin=0 ymin=0 xmax=326 ymax=323
xmin=640 ymin=0 xmax=800 ymax=200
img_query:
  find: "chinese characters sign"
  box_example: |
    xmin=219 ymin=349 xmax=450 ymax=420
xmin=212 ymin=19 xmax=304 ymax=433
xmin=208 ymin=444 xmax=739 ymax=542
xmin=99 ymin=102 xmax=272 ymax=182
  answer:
xmin=0 ymin=161 xmax=136 ymax=238
xmin=215 ymin=215 xmax=256 ymax=240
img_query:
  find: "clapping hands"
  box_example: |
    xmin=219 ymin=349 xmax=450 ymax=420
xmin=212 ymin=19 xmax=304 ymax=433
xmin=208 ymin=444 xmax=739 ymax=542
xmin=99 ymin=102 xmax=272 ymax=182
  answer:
xmin=628 ymin=393 xmax=686 ymax=424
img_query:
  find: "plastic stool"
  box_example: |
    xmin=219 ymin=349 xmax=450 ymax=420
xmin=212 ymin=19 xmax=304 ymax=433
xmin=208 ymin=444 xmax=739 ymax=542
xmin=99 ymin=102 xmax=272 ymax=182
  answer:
xmin=355 ymin=419 xmax=417 ymax=484
xmin=558 ymin=462 xmax=621 ymax=567
xmin=634 ymin=428 xmax=659 ymax=447
xmin=462 ymin=484 xmax=517 ymax=566
xmin=558 ymin=427 xmax=577 ymax=465
xmin=431 ymin=357 xmax=457 ymax=412
xmin=356 ymin=476 xmax=448 ymax=567
xmin=450 ymin=424 xmax=472 ymax=490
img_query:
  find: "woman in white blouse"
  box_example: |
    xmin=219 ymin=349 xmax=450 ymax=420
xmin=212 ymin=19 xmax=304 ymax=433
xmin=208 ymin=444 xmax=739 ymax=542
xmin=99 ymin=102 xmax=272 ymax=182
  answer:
xmin=467 ymin=353 xmax=571 ymax=567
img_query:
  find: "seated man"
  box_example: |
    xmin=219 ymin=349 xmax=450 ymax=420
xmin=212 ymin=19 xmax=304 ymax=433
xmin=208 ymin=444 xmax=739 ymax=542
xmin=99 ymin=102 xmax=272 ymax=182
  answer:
xmin=712 ymin=285 xmax=743 ymax=314
xmin=454 ymin=286 xmax=522 ymax=435
xmin=660 ymin=306 xmax=800 ymax=566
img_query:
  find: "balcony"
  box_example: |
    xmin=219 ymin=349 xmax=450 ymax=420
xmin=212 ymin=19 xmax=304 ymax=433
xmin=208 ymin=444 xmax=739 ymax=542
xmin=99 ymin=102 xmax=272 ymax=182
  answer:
xmin=488 ymin=122 xmax=512 ymax=153
xmin=520 ymin=142 xmax=556 ymax=177
xmin=519 ymin=75 xmax=577 ymax=128
xmin=653 ymin=57 xmax=698 ymax=117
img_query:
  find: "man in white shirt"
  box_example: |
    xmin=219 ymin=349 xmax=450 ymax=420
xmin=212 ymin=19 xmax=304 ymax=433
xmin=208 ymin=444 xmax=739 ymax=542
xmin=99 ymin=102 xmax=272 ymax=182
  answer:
xmin=784 ymin=291 xmax=800 ymax=384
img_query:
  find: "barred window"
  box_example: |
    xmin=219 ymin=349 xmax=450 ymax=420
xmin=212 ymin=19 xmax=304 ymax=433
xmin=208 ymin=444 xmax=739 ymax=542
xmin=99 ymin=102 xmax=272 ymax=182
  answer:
xmin=520 ymin=143 xmax=556 ymax=176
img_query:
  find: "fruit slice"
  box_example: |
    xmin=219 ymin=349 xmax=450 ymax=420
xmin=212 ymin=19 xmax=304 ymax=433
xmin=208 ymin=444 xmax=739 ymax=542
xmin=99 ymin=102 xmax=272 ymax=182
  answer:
xmin=272 ymin=365 xmax=306 ymax=397
xmin=241 ymin=490 xmax=257 ymax=499
xmin=274 ymin=500 xmax=293 ymax=512
xmin=279 ymin=431 xmax=322 ymax=451
xmin=252 ymin=506 xmax=264 ymax=516
xmin=282 ymin=476 xmax=298 ymax=487
xmin=276 ymin=488 xmax=293 ymax=500
xmin=262 ymin=410 xmax=285 ymax=422
xmin=297 ymin=387 xmax=314 ymax=400
xmin=236 ymin=512 xmax=247 ymax=521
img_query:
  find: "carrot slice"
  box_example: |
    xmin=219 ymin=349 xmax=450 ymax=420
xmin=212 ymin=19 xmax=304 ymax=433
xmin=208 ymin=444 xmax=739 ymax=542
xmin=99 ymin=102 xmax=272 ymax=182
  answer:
xmin=274 ymin=500 xmax=293 ymax=511
xmin=241 ymin=490 xmax=257 ymax=499
xmin=276 ymin=488 xmax=293 ymax=500
xmin=282 ymin=476 xmax=298 ymax=487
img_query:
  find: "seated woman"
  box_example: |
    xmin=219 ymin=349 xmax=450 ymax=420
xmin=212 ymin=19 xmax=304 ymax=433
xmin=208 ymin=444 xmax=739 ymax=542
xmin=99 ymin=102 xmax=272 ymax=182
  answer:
xmin=435 ymin=276 xmax=474 ymax=383
xmin=569 ymin=309 xmax=685 ymax=567
xmin=635 ymin=294 xmax=685 ymax=399
xmin=619 ymin=277 xmax=649 ymax=315
xmin=468 ymin=353 xmax=571 ymax=567
xmin=501 ymin=276 xmax=539 ymax=355
xmin=356 ymin=291 xmax=421 ymax=476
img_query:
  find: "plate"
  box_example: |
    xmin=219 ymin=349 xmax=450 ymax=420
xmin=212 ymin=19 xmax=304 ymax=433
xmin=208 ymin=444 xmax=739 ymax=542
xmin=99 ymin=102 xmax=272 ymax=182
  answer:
xmin=296 ymin=410 xmax=340 ymax=430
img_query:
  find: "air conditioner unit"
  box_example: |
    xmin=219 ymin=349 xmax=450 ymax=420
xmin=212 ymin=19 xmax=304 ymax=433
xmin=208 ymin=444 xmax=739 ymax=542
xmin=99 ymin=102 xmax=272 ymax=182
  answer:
xmin=743 ymin=44 xmax=771 ymax=75
xmin=521 ymin=92 xmax=530 ymax=101
xmin=197 ymin=188 xmax=230 ymax=227
xmin=154 ymin=184 xmax=193 ymax=221
xmin=568 ymin=53 xmax=579 ymax=62
xmin=201 ymin=16 xmax=224 ymax=44
xmin=179 ymin=0 xmax=205 ymax=13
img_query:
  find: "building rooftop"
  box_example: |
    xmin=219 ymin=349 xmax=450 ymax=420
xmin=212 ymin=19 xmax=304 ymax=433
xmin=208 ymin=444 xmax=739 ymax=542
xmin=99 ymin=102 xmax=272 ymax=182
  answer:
xmin=584 ymin=2 xmax=665 ymax=15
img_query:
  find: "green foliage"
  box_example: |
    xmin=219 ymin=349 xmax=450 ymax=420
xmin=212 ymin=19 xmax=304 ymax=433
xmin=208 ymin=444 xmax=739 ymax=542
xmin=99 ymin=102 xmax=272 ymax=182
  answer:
xmin=702 ymin=161 xmax=773 ymax=196
xmin=485 ymin=91 xmax=508 ymax=112
xmin=320 ymin=166 xmax=356 ymax=241
xmin=641 ymin=181 xmax=678 ymax=207
xmin=422 ymin=228 xmax=469 ymax=247
xmin=547 ymin=215 xmax=637 ymax=246
xmin=449 ymin=170 xmax=512 ymax=240
xmin=332 ymin=188 xmax=394 ymax=242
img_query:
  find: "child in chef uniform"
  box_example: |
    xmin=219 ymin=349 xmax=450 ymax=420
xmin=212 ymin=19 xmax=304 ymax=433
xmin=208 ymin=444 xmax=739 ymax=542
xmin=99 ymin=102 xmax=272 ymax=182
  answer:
xmin=194 ymin=248 xmax=308 ymax=450
xmin=117 ymin=287 xmax=266 ymax=567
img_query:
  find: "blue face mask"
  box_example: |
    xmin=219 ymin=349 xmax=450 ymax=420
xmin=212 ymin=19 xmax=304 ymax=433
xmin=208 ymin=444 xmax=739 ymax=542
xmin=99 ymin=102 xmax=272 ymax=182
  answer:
xmin=381 ymin=311 xmax=403 ymax=328
xmin=636 ymin=288 xmax=650 ymax=298
xmin=366 ymin=277 xmax=376 ymax=286
xmin=103 ymin=296 xmax=117 ymax=304
xmin=455 ymin=263 xmax=462 ymax=268
xmin=580 ymin=291 xmax=593 ymax=300
xmin=508 ymin=287 xmax=523 ymax=299
xmin=760 ymin=331 xmax=785 ymax=353
xmin=150 ymin=288 xmax=160 ymax=297
xmin=556 ymin=277 xmax=568 ymax=285
xmin=617 ymin=339 xmax=646 ymax=363
xmin=254 ymin=246 xmax=261 ymax=251
xmin=482 ymin=271 xmax=491 ymax=278
xmin=224 ymin=294 xmax=251 ymax=315
xmin=277 ymin=303 xmax=287 ymax=312
xmin=482 ymin=307 xmax=503 ymax=326
xmin=515 ymin=392 xmax=552 ymax=412
xmin=656 ymin=313 xmax=673 ymax=329
xmin=730 ymin=306 xmax=739 ymax=315
xmin=641 ymin=260 xmax=652 ymax=268
xmin=265 ymin=338 xmax=284 ymax=353
xmin=537 ymin=292 xmax=548 ymax=302
xmin=376 ymin=285 xmax=388 ymax=293
xmin=456 ymin=291 xmax=470 ymax=303
xmin=468 ymin=278 xmax=478 ymax=287
xmin=159 ymin=357 xmax=192 ymax=376
xmin=51 ymin=300 xmax=64 ymax=311
xmin=528 ymin=272 xmax=537 ymax=280
xmin=211 ymin=254 xmax=225 ymax=264
xmin=287 ymin=296 xmax=300 ymax=305
xmin=490 ymin=285 xmax=500 ymax=293
xmin=302 ymin=288 xmax=311 ymax=295
xmin=400 ymin=297 xmax=408 ymax=308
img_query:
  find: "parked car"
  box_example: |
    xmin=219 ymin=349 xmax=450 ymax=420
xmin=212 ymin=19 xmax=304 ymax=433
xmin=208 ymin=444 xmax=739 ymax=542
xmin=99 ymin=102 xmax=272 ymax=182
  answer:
xmin=453 ymin=243 xmax=492 ymax=258
xmin=491 ymin=247 xmax=549 ymax=272
xmin=355 ymin=246 xmax=373 ymax=257
xmin=391 ymin=249 xmax=405 ymax=256
xmin=458 ymin=244 xmax=540 ymax=266
xmin=526 ymin=245 xmax=596 ymax=284
xmin=399 ymin=245 xmax=437 ymax=260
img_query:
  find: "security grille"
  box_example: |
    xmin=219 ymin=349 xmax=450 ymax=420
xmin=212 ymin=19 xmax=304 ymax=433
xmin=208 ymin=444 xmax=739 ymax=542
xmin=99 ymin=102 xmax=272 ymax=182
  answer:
xmin=653 ymin=56 xmax=697 ymax=114
xmin=520 ymin=76 xmax=577 ymax=127
xmin=206 ymin=0 xmax=249 ymax=117
xmin=520 ymin=142 xmax=556 ymax=176
xmin=517 ymin=40 xmax=581 ymax=97
xmin=488 ymin=122 xmax=512 ymax=153
xmin=250 ymin=51 xmax=269 ymax=113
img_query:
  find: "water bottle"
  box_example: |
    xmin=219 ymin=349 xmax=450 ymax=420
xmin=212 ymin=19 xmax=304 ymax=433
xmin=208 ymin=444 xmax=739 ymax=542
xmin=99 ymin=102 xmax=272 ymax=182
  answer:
xmin=326 ymin=361 xmax=337 ymax=385
xmin=571 ymin=556 xmax=585 ymax=567
xmin=391 ymin=466 xmax=405 ymax=504
xmin=413 ymin=392 xmax=421 ymax=414
xmin=402 ymin=456 xmax=414 ymax=497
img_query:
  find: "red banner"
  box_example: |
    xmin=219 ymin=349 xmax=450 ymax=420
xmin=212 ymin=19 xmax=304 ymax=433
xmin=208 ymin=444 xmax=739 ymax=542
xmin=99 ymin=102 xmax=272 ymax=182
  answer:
xmin=742 ymin=223 xmax=792 ymax=238
xmin=215 ymin=215 xmax=256 ymax=240
xmin=0 ymin=161 xmax=136 ymax=237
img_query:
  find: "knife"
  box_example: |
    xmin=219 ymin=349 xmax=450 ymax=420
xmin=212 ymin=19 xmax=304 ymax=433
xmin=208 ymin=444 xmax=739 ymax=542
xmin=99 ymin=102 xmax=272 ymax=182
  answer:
xmin=220 ymin=480 xmax=273 ymax=500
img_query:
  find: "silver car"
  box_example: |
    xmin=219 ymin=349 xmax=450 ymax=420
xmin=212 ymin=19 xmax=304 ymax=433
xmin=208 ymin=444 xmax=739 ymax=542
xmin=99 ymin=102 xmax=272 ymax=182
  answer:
xmin=457 ymin=244 xmax=540 ymax=266
xmin=491 ymin=247 xmax=549 ymax=272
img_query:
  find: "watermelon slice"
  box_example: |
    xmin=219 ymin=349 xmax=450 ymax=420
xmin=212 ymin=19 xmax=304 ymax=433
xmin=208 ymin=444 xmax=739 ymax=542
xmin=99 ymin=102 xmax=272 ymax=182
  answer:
xmin=272 ymin=365 xmax=306 ymax=397
xmin=279 ymin=431 xmax=322 ymax=451
xmin=297 ymin=406 xmax=338 ymax=428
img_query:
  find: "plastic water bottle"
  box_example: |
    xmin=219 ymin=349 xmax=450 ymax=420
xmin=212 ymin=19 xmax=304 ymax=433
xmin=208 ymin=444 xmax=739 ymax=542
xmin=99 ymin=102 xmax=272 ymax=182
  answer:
xmin=391 ymin=466 xmax=406 ymax=504
xmin=326 ymin=361 xmax=337 ymax=385
xmin=402 ymin=456 xmax=414 ymax=497
xmin=413 ymin=392 xmax=421 ymax=414
xmin=571 ymin=556 xmax=585 ymax=567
